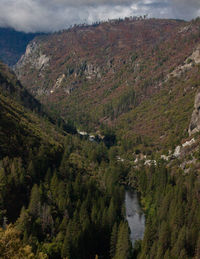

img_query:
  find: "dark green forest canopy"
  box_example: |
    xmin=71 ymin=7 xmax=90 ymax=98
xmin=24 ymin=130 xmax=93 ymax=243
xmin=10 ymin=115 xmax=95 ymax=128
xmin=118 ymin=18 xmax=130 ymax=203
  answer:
xmin=0 ymin=18 xmax=200 ymax=259
xmin=0 ymin=62 xmax=131 ymax=258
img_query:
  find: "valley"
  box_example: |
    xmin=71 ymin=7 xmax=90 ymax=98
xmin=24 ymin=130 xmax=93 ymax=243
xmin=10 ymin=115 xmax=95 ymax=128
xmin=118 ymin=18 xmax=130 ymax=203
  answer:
xmin=14 ymin=18 xmax=200 ymax=151
xmin=0 ymin=17 xmax=199 ymax=259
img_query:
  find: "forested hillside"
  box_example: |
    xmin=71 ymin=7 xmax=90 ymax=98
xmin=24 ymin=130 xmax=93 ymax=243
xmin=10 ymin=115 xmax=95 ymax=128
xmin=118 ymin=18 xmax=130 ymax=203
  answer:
xmin=15 ymin=17 xmax=200 ymax=150
xmin=0 ymin=62 xmax=131 ymax=258
xmin=0 ymin=17 xmax=200 ymax=259
xmin=126 ymin=159 xmax=200 ymax=258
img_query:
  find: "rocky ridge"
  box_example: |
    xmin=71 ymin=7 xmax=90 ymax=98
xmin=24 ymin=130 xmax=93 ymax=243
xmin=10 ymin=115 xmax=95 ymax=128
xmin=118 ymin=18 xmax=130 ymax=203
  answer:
xmin=14 ymin=18 xmax=200 ymax=150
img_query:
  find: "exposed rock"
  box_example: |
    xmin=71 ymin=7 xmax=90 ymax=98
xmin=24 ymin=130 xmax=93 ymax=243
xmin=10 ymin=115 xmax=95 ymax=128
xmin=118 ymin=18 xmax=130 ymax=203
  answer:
xmin=50 ymin=74 xmax=77 ymax=95
xmin=64 ymin=87 xmax=75 ymax=95
xmin=167 ymin=44 xmax=200 ymax=80
xmin=15 ymin=41 xmax=50 ymax=77
xmin=117 ymin=156 xmax=125 ymax=162
xmin=12 ymin=18 xmax=200 ymax=145
xmin=84 ymin=63 xmax=101 ymax=79
xmin=169 ymin=138 xmax=196 ymax=160
xmin=180 ymin=158 xmax=197 ymax=171
xmin=77 ymin=130 xmax=88 ymax=136
xmin=54 ymin=74 xmax=66 ymax=88
xmin=49 ymin=74 xmax=66 ymax=94
xmin=190 ymin=45 xmax=200 ymax=64
xmin=89 ymin=135 xmax=96 ymax=142
xmin=161 ymin=155 xmax=170 ymax=161
xmin=134 ymin=158 xmax=139 ymax=163
xmin=178 ymin=24 xmax=192 ymax=34
xmin=35 ymin=88 xmax=49 ymax=96
xmin=36 ymin=54 xmax=50 ymax=70
xmin=144 ymin=160 xmax=157 ymax=166
xmin=182 ymin=138 xmax=195 ymax=147
xmin=173 ymin=146 xmax=181 ymax=158
xmin=189 ymin=91 xmax=200 ymax=136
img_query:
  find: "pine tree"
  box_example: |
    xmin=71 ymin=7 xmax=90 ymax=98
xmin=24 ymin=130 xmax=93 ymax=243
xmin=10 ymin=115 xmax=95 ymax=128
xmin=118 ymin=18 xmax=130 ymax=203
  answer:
xmin=62 ymin=233 xmax=71 ymax=259
xmin=107 ymin=198 xmax=116 ymax=228
xmin=0 ymin=167 xmax=6 ymax=221
xmin=110 ymin=223 xmax=118 ymax=258
xmin=0 ymin=167 xmax=6 ymax=194
xmin=195 ymin=234 xmax=200 ymax=259
xmin=27 ymin=160 xmax=36 ymax=179
xmin=28 ymin=184 xmax=40 ymax=217
xmin=114 ymin=222 xmax=131 ymax=259
xmin=50 ymin=171 xmax=59 ymax=201
xmin=171 ymin=226 xmax=186 ymax=257
xmin=157 ymin=221 xmax=170 ymax=257
xmin=17 ymin=206 xmax=29 ymax=231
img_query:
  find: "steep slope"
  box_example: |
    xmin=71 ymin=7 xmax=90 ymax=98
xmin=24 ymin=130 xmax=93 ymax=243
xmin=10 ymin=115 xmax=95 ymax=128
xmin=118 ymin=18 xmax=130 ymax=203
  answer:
xmin=1 ymin=18 xmax=200 ymax=258
xmin=0 ymin=61 xmax=128 ymax=259
xmin=15 ymin=18 xmax=200 ymax=150
xmin=0 ymin=27 xmax=40 ymax=66
xmin=6 ymin=17 xmax=200 ymax=259
xmin=0 ymin=61 xmax=76 ymax=135
xmin=0 ymin=61 xmax=72 ymax=159
xmin=0 ymin=62 xmax=43 ymax=113
xmin=0 ymin=61 xmax=64 ymax=224
xmin=0 ymin=64 xmax=64 ymax=154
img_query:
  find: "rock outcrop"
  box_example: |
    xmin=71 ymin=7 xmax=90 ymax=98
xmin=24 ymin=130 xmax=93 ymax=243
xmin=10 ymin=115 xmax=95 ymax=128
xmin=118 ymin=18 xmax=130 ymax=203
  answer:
xmin=14 ymin=41 xmax=50 ymax=76
xmin=12 ymin=18 xmax=200 ymax=146
xmin=189 ymin=91 xmax=200 ymax=136
xmin=167 ymin=44 xmax=200 ymax=80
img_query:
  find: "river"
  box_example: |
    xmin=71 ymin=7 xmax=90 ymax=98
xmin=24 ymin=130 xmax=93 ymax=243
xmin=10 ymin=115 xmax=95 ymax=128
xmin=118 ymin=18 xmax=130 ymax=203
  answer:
xmin=125 ymin=190 xmax=145 ymax=247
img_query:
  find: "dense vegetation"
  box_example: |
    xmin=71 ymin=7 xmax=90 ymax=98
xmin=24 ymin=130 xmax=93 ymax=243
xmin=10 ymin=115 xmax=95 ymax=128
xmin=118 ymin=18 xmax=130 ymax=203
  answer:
xmin=15 ymin=18 xmax=200 ymax=150
xmin=0 ymin=18 xmax=200 ymax=259
xmin=0 ymin=134 xmax=131 ymax=258
xmin=0 ymin=62 xmax=132 ymax=258
xmin=126 ymin=160 xmax=200 ymax=259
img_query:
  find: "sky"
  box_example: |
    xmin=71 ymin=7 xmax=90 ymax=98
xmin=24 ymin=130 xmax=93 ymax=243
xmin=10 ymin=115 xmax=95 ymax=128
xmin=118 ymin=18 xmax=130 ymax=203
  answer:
xmin=0 ymin=0 xmax=200 ymax=33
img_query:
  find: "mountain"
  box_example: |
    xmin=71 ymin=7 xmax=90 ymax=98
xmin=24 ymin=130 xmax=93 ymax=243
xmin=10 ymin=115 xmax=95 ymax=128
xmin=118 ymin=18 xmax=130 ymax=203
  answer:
xmin=14 ymin=17 xmax=200 ymax=151
xmin=0 ymin=61 xmax=66 ymax=160
xmin=1 ymin=18 xmax=200 ymax=259
xmin=0 ymin=27 xmax=40 ymax=66
xmin=0 ymin=61 xmax=127 ymax=258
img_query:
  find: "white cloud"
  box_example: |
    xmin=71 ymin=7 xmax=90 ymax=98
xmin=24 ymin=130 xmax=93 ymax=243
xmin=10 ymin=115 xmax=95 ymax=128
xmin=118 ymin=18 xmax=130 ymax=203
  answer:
xmin=0 ymin=0 xmax=199 ymax=32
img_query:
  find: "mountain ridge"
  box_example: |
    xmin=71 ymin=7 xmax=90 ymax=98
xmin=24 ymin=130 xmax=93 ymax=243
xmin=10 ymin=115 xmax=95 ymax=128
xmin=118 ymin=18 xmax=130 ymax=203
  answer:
xmin=14 ymin=17 xmax=200 ymax=151
xmin=0 ymin=18 xmax=200 ymax=259
xmin=0 ymin=27 xmax=41 ymax=66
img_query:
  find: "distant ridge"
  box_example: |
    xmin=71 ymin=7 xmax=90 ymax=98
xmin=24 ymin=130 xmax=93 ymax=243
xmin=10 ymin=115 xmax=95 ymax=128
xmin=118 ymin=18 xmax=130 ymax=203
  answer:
xmin=0 ymin=27 xmax=42 ymax=66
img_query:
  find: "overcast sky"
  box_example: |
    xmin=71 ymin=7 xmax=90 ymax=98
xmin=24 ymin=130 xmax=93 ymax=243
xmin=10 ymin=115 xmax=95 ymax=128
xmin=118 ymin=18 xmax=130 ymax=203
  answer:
xmin=0 ymin=0 xmax=200 ymax=33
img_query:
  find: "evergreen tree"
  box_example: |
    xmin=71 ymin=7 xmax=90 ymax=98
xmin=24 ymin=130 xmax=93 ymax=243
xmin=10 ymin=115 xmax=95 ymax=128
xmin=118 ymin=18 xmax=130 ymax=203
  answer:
xmin=62 ymin=233 xmax=71 ymax=259
xmin=114 ymin=222 xmax=131 ymax=259
xmin=28 ymin=184 xmax=40 ymax=217
xmin=110 ymin=223 xmax=118 ymax=258
xmin=195 ymin=234 xmax=200 ymax=259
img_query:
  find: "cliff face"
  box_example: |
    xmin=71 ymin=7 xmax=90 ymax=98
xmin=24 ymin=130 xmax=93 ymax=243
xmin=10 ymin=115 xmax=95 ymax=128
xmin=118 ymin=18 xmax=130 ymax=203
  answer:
xmin=189 ymin=91 xmax=200 ymax=136
xmin=16 ymin=41 xmax=50 ymax=71
xmin=15 ymin=19 xmax=187 ymax=99
xmin=14 ymin=18 xmax=200 ymax=148
xmin=15 ymin=41 xmax=50 ymax=96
